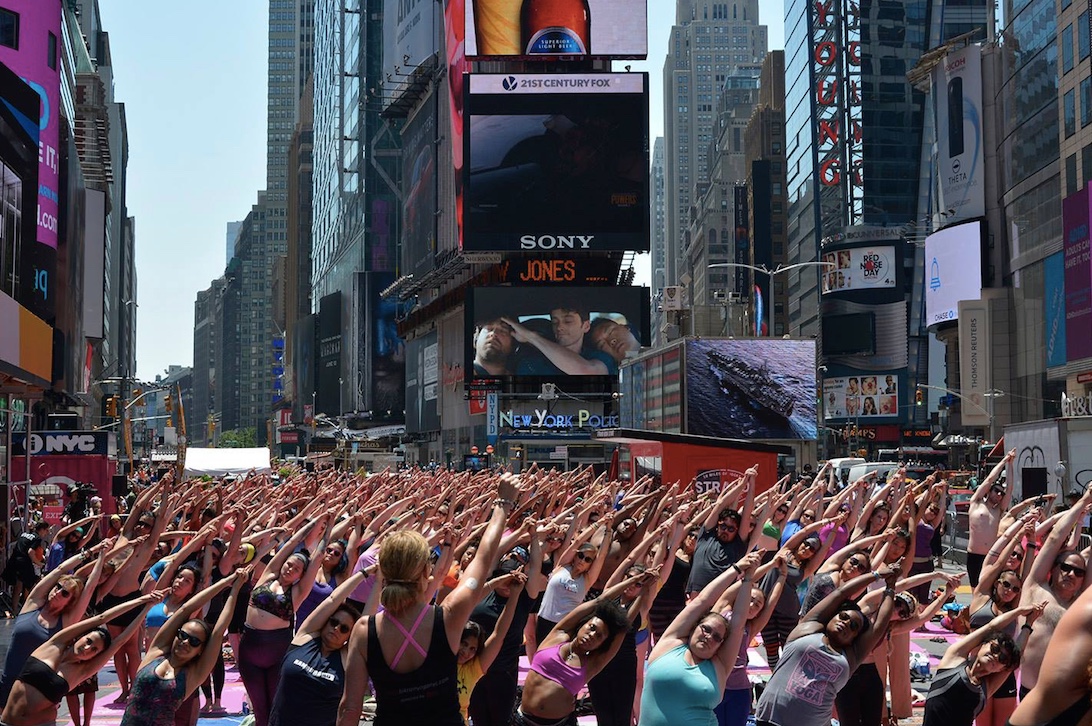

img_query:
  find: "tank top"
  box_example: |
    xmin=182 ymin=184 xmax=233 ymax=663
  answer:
xmin=968 ymin=600 xmax=1017 ymax=637
xmin=366 ymin=607 xmax=461 ymax=725
xmin=269 ymin=638 xmax=345 ymax=726
xmin=725 ymin=625 xmax=751 ymax=691
xmin=539 ymin=566 xmax=587 ymax=623
xmin=296 ymin=577 xmax=337 ymax=631
xmin=648 ymin=555 xmax=691 ymax=637
xmin=120 ymin=657 xmax=187 ymax=726
xmin=640 ymin=643 xmax=721 ymax=726
xmin=923 ymin=661 xmax=986 ymax=726
xmin=0 ymin=608 xmax=60 ymax=706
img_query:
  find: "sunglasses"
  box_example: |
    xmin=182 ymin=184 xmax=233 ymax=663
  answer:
xmin=175 ymin=631 xmax=205 ymax=648
xmin=1058 ymin=562 xmax=1087 ymax=577
xmin=801 ymin=513 xmax=816 ymax=520
xmin=848 ymin=557 xmax=868 ymax=571
xmin=997 ymin=580 xmax=1021 ymax=593
xmin=988 ymin=642 xmax=1013 ymax=667
xmin=574 ymin=551 xmax=595 ymax=563
xmin=717 ymin=523 xmax=738 ymax=533
xmin=325 ymin=547 xmax=343 ymax=556
xmin=327 ymin=618 xmax=352 ymax=635
xmin=697 ymin=622 xmax=725 ymax=644
xmin=777 ymin=507 xmax=789 ymax=514
xmin=54 ymin=586 xmax=71 ymax=597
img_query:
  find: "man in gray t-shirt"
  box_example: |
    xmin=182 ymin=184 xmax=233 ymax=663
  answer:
xmin=686 ymin=508 xmax=747 ymax=594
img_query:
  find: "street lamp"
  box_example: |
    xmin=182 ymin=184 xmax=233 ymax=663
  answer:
xmin=708 ymin=262 xmax=837 ymax=336
xmin=916 ymin=383 xmax=1004 ymax=442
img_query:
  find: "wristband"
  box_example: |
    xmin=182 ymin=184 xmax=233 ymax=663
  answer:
xmin=883 ymin=587 xmax=896 ymax=598
xmin=494 ymin=498 xmax=515 ymax=509
xmin=1021 ymin=624 xmax=1033 ymax=632
xmin=440 ymin=541 xmax=452 ymax=547
xmin=872 ymin=570 xmax=882 ymax=581
xmin=1027 ymin=544 xmax=1038 ymax=550
xmin=729 ymin=563 xmax=741 ymax=577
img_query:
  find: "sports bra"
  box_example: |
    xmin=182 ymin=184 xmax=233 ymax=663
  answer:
xmin=250 ymin=581 xmax=294 ymax=623
xmin=529 ymin=642 xmax=587 ymax=698
xmin=145 ymin=602 xmax=170 ymax=629
xmin=17 ymin=655 xmax=70 ymax=704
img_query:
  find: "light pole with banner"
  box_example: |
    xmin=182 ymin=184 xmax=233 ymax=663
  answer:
xmin=707 ymin=261 xmax=837 ymax=336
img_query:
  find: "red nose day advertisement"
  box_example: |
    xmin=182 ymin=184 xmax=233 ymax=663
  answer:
xmin=0 ymin=1 xmax=62 ymax=249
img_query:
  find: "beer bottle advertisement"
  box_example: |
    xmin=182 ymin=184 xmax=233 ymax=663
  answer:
xmin=465 ymin=0 xmax=647 ymax=58
xmin=521 ymin=0 xmax=590 ymax=55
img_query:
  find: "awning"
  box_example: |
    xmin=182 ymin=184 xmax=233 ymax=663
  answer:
xmin=183 ymin=447 xmax=271 ymax=478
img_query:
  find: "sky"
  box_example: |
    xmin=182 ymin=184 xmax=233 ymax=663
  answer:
xmin=99 ymin=0 xmax=785 ymax=382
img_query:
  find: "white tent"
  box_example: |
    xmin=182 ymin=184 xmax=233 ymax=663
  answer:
xmin=183 ymin=448 xmax=272 ymax=478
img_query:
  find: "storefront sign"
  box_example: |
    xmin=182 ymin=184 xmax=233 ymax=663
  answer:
xmin=500 ymin=409 xmax=620 ymax=430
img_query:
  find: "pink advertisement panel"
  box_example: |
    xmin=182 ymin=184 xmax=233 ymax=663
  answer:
xmin=0 ymin=0 xmax=62 ymax=248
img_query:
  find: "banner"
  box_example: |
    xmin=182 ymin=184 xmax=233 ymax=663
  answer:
xmin=821 ymin=246 xmax=897 ymax=293
xmin=823 ymin=373 xmax=901 ymax=420
xmin=1063 ymin=187 xmax=1092 ymax=361
xmin=465 ymin=0 xmax=647 ymax=59
xmin=958 ymin=298 xmax=991 ymax=427
xmin=934 ymin=45 xmax=985 ymax=222
xmin=924 ymin=221 xmax=983 ymax=327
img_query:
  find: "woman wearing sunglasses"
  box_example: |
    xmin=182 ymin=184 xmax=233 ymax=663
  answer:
xmin=1 ymin=589 xmax=165 ymax=726
xmin=535 ymin=518 xmax=614 ymax=647
xmin=120 ymin=568 xmax=250 ymax=726
xmin=267 ymin=566 xmax=371 ymax=726
xmin=0 ymin=543 xmax=107 ymax=707
xmin=965 ymin=513 xmax=1037 ymax=726
xmin=922 ymin=601 xmax=1045 ymax=726
xmin=755 ymin=562 xmax=902 ymax=726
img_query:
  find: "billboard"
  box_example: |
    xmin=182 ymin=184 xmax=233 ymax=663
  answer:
xmin=821 ymin=246 xmax=897 ymax=293
xmin=685 ymin=339 xmax=818 ymax=441
xmin=924 ymin=221 xmax=983 ymax=327
xmin=1063 ymin=187 xmax=1092 ymax=361
xmin=464 ymin=0 xmax=647 ymax=59
xmin=958 ymin=298 xmax=991 ymax=427
xmin=293 ymin=314 xmax=316 ymax=418
xmin=361 ymin=272 xmax=410 ymax=419
xmin=822 ymin=373 xmax=901 ymax=421
xmin=934 ymin=45 xmax=985 ymax=222
xmin=463 ymin=73 xmax=649 ymax=252
xmin=0 ymin=1 xmax=61 ymax=250
xmin=401 ymin=99 xmax=438 ymax=281
xmin=0 ymin=62 xmax=38 ymax=308
xmin=317 ymin=293 xmax=342 ymax=416
xmin=465 ymin=285 xmax=650 ymax=379
xmin=406 ymin=331 xmax=440 ymax=432
xmin=384 ymin=0 xmax=436 ymax=80
xmin=1045 ymin=251 xmax=1067 ymax=368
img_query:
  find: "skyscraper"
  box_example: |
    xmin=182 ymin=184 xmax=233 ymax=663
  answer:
xmin=650 ymin=137 xmax=666 ymax=344
xmin=662 ymin=0 xmax=767 ymax=290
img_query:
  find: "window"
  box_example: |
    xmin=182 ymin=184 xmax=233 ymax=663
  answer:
xmin=1066 ymin=89 xmax=1077 ymax=137
xmin=1084 ymin=143 xmax=1092 ymax=184
xmin=47 ymin=32 xmax=56 ymax=69
xmin=1067 ymin=153 xmax=1078 ymax=195
xmin=0 ymin=9 xmax=17 ymax=49
xmin=1083 ymin=12 xmax=1091 ymax=60
xmin=1063 ymin=24 xmax=1074 ymax=73
xmin=1083 ymin=77 xmax=1092 ymax=127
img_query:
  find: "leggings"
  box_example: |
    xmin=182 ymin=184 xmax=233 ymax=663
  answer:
xmin=587 ymin=641 xmax=637 ymax=726
xmin=467 ymin=666 xmax=519 ymax=726
xmin=238 ymin=625 xmax=292 ymax=726
xmin=200 ymin=652 xmax=226 ymax=701
xmin=835 ymin=662 xmax=884 ymax=726
xmin=715 ymin=687 xmax=752 ymax=726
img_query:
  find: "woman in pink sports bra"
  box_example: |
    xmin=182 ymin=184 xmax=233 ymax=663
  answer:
xmin=518 ymin=568 xmax=658 ymax=726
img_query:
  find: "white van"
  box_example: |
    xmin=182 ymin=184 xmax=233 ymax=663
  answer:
xmin=847 ymin=461 xmax=903 ymax=486
xmin=826 ymin=457 xmax=866 ymax=485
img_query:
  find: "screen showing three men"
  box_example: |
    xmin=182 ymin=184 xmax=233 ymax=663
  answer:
xmin=466 ymin=286 xmax=650 ymax=380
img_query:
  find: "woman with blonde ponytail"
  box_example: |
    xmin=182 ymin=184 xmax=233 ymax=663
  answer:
xmin=337 ymin=475 xmax=520 ymax=726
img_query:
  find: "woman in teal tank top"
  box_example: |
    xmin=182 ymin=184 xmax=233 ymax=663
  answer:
xmin=639 ymin=549 xmax=763 ymax=726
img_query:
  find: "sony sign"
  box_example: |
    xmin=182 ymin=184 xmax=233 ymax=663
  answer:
xmin=520 ymin=235 xmax=595 ymax=250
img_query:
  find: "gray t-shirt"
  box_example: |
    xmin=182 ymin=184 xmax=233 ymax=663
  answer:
xmin=686 ymin=527 xmax=747 ymax=593
xmin=754 ymin=631 xmax=857 ymax=726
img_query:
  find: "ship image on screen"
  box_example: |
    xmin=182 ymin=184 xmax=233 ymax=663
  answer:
xmin=685 ymin=339 xmax=818 ymax=441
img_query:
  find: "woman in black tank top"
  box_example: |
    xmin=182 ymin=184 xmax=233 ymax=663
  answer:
xmin=336 ymin=476 xmax=520 ymax=726
xmin=1009 ymin=585 xmax=1092 ymax=726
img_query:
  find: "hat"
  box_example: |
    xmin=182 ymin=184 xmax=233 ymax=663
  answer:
xmin=109 ymin=515 xmax=122 ymax=525
xmin=493 ymin=559 xmax=522 ymax=578
xmin=74 ymin=527 xmax=85 ymax=536
xmin=508 ymin=546 xmax=529 ymax=564
xmin=240 ymin=543 xmax=257 ymax=565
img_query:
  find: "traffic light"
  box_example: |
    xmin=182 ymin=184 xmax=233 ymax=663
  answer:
xmin=915 ymin=389 xmax=924 ymax=406
xmin=165 ymin=394 xmax=173 ymax=415
xmin=106 ymin=396 xmax=118 ymax=418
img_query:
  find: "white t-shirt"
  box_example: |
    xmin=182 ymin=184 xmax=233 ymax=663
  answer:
xmin=538 ymin=565 xmax=587 ymax=623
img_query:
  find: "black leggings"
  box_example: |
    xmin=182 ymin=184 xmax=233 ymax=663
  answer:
xmin=835 ymin=662 xmax=884 ymax=726
xmin=468 ymin=667 xmax=519 ymax=726
xmin=238 ymin=625 xmax=292 ymax=726
xmin=200 ymin=652 xmax=226 ymax=700
xmin=587 ymin=642 xmax=637 ymax=726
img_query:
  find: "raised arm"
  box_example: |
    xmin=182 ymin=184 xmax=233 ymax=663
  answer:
xmin=478 ymin=571 xmax=528 ymax=673
xmin=938 ymin=602 xmax=1041 ymax=670
xmin=1029 ymin=488 xmax=1092 ymax=586
xmin=185 ymin=569 xmax=251 ymax=693
xmin=148 ymin=575 xmax=237 ymax=656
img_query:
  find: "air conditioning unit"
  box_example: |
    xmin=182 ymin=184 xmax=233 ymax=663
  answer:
xmin=727 ymin=292 xmax=743 ymax=303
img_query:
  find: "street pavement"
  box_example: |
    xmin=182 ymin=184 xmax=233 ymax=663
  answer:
xmin=0 ymin=557 xmax=970 ymax=726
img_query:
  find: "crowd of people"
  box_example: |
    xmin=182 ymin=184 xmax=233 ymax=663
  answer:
xmin=0 ymin=453 xmax=1089 ymax=726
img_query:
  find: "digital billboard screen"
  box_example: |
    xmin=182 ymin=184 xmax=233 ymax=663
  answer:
xmin=465 ymin=286 xmax=650 ymax=380
xmin=463 ymin=73 xmax=649 ymax=252
xmin=821 ymin=246 xmax=897 ymax=294
xmin=924 ymin=221 xmax=983 ymax=327
xmin=822 ymin=313 xmax=875 ymax=356
xmin=401 ymin=100 xmax=438 ymax=281
xmin=823 ymin=373 xmax=902 ymax=421
xmin=464 ymin=0 xmax=648 ymax=59
xmin=684 ymin=339 xmax=817 ymax=441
